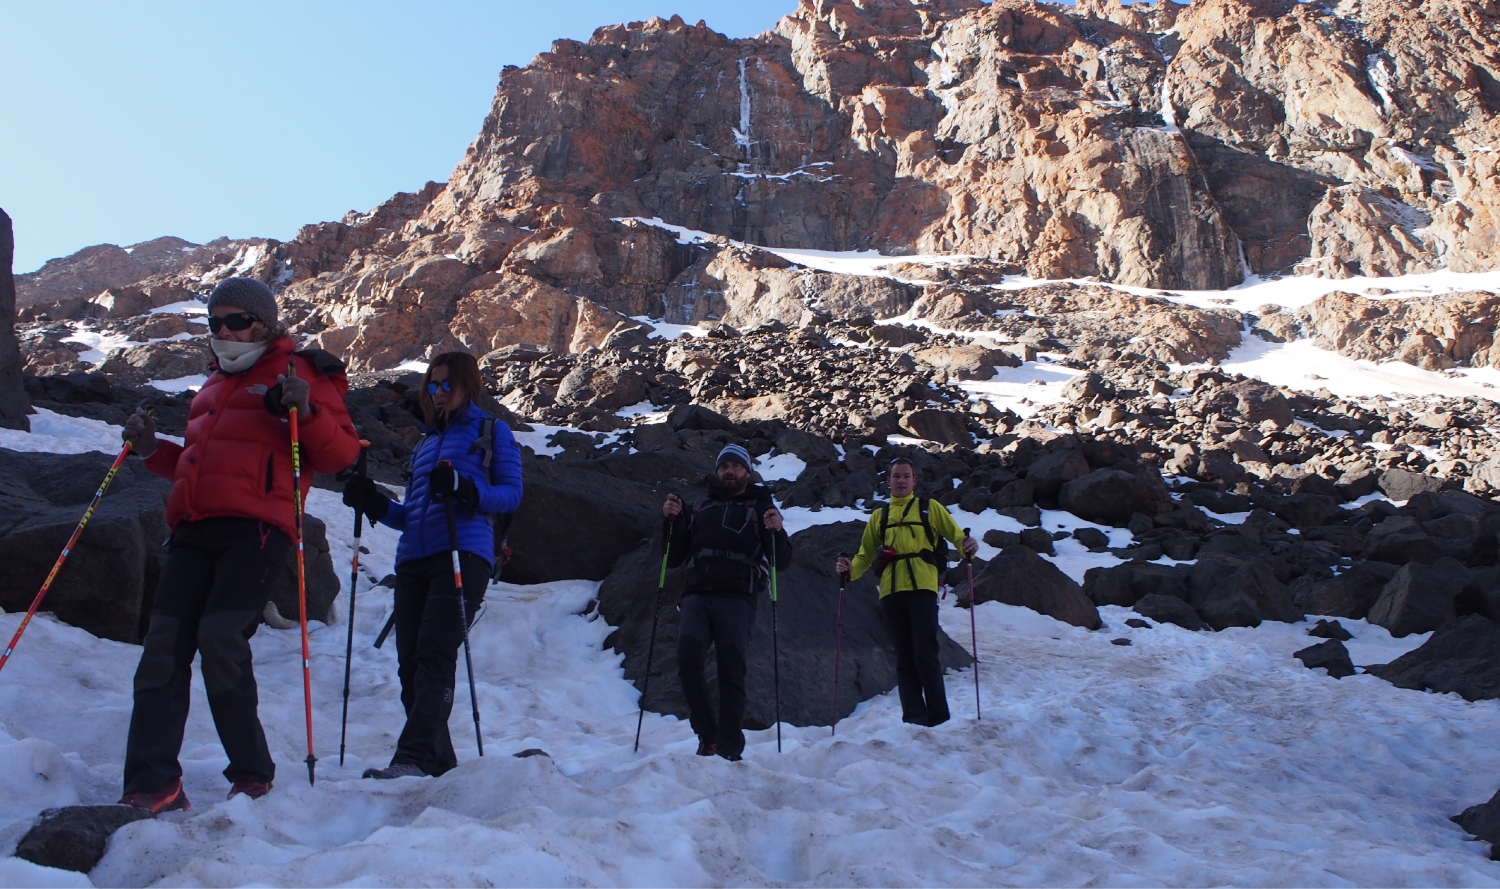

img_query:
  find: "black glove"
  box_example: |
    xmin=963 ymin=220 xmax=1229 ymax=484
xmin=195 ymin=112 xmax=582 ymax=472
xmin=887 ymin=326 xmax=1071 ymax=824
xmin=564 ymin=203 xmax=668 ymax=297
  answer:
xmin=429 ymin=463 xmax=480 ymax=512
xmin=263 ymin=383 xmax=288 ymax=417
xmin=342 ymin=475 xmax=390 ymax=522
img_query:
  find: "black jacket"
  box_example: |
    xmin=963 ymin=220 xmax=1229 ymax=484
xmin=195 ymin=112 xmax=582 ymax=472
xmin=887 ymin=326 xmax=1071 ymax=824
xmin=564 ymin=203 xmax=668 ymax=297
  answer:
xmin=666 ymin=481 xmax=792 ymax=600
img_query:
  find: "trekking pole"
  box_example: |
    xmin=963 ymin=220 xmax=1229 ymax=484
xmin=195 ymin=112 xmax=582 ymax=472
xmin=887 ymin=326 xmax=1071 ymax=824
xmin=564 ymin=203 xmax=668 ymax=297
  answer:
xmin=964 ymin=527 xmax=980 ymax=722
xmin=437 ymin=461 xmax=483 ymax=758
xmin=373 ymin=613 xmax=395 ymax=650
xmin=770 ymin=532 xmax=782 ymax=753
xmin=287 ymin=364 xmax=318 ymax=786
xmin=832 ymin=553 xmax=848 ymax=736
xmin=0 ymin=408 xmax=153 ymax=677
xmin=634 ymin=515 xmax=672 ymax=753
xmin=338 ymin=442 xmax=370 ymax=768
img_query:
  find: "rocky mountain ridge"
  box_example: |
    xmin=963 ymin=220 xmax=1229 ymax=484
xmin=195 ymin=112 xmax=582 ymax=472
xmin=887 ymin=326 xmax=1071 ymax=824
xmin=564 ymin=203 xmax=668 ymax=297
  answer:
xmin=13 ymin=0 xmax=1500 ymax=377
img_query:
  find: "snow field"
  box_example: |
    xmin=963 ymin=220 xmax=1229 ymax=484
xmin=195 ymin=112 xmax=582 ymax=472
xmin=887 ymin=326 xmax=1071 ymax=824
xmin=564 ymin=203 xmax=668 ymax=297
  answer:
xmin=0 ymin=461 xmax=1498 ymax=883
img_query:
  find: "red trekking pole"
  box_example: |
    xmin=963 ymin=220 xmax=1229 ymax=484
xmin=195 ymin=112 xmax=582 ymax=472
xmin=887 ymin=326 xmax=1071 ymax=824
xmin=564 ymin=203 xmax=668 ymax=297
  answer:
xmin=287 ymin=363 xmax=318 ymax=785
xmin=0 ymin=409 xmax=152 ymax=677
xmin=964 ymin=527 xmax=980 ymax=722
xmin=832 ymin=553 xmax=848 ymax=736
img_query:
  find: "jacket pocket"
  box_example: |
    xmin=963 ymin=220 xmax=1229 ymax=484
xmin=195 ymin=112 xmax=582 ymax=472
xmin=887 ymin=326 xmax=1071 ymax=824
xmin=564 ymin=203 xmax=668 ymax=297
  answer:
xmin=264 ymin=454 xmax=276 ymax=494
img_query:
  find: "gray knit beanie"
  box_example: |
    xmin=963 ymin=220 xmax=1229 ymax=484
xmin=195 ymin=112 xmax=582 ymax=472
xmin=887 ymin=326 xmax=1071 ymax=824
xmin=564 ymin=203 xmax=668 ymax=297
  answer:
xmin=206 ymin=277 xmax=277 ymax=324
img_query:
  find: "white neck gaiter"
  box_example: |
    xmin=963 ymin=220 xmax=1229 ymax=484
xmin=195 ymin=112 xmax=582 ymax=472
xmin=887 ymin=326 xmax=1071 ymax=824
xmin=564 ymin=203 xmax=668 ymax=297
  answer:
xmin=211 ymin=338 xmax=268 ymax=374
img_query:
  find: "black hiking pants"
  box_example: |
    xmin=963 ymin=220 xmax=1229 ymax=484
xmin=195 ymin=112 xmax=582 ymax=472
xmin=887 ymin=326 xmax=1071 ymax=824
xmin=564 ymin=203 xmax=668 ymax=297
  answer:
xmin=124 ymin=518 xmax=286 ymax=794
xmin=391 ymin=551 xmax=488 ymax=776
xmin=676 ymin=593 xmax=753 ymax=757
xmin=881 ymin=590 xmax=949 ymax=726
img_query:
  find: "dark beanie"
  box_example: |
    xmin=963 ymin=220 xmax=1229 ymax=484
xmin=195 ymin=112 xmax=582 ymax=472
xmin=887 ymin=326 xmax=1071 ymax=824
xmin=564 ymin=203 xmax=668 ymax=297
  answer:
xmin=717 ymin=444 xmax=752 ymax=470
xmin=206 ymin=277 xmax=277 ymax=324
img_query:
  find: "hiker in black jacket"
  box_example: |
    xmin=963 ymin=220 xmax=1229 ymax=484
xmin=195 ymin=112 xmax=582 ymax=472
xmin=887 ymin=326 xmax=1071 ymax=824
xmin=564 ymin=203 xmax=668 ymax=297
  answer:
xmin=663 ymin=444 xmax=791 ymax=761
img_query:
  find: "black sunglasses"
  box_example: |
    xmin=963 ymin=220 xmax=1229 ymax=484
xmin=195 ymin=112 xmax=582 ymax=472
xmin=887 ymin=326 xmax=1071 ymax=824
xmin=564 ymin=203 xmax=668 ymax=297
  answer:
xmin=208 ymin=312 xmax=259 ymax=334
xmin=426 ymin=380 xmax=453 ymax=395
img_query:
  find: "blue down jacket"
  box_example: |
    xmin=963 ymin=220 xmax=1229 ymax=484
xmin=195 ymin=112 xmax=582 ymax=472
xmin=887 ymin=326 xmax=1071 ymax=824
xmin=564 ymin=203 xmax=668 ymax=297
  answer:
xmin=382 ymin=401 xmax=523 ymax=569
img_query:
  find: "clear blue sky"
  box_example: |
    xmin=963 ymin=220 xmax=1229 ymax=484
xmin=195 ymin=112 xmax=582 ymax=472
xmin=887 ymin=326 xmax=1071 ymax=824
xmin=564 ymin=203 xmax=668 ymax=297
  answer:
xmin=0 ymin=2 xmax=794 ymax=273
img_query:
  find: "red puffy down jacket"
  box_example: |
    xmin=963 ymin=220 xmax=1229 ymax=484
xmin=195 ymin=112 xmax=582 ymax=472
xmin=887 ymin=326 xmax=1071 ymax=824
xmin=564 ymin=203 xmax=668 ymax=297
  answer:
xmin=142 ymin=336 xmax=362 ymax=540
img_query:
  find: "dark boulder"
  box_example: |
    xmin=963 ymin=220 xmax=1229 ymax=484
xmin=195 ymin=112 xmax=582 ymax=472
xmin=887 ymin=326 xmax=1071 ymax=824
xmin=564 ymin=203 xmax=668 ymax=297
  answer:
xmin=971 ymin=547 xmax=1101 ymax=629
xmin=1459 ymin=567 xmax=1500 ymax=625
xmin=1364 ymin=516 xmax=1443 ymax=565
xmin=1367 ymin=614 xmax=1500 ymax=701
xmin=0 ymin=449 xmax=171 ymax=643
xmin=1379 ymin=467 xmax=1454 ymax=501
xmin=1273 ymin=494 xmax=1342 ymax=528
xmin=271 ymin=513 xmax=339 ymax=624
xmin=1293 ymin=639 xmax=1355 ymax=678
xmin=1366 ymin=558 xmax=1468 ymax=638
xmin=1017 ymin=527 xmax=1056 ymax=555
xmin=1083 ymin=561 xmax=1188 ymax=608
xmin=504 ymin=455 xmax=669 ymax=584
xmin=1453 ymin=787 xmax=1500 ymax=860
xmin=597 ymin=522 xmax=972 ymax=727
xmin=991 ymin=479 xmax=1034 ymax=508
xmin=0 ymin=208 xmax=29 ymax=431
xmin=1183 ymin=487 xmax=1251 ymax=515
xmin=983 ymin=528 xmax=1020 ymax=548
xmin=1307 ymin=618 xmax=1354 ymax=641
xmin=899 ymin=409 xmax=972 ymax=446
xmin=773 ymin=428 xmax=839 ymax=466
xmin=1295 ymin=560 xmax=1399 ymax=620
xmin=15 ymin=805 xmax=154 ymax=873
xmin=1073 ymin=527 xmax=1110 ymax=550
xmin=554 ymin=365 xmax=649 ymax=411
xmin=1024 ymin=448 xmax=1090 ymax=499
xmin=1187 ymin=554 xmax=1302 ymax=630
xmin=1059 ymin=468 xmax=1169 ymax=527
xmin=1133 ymin=593 xmax=1210 ymax=630
xmin=668 ymin=404 xmax=738 ymax=433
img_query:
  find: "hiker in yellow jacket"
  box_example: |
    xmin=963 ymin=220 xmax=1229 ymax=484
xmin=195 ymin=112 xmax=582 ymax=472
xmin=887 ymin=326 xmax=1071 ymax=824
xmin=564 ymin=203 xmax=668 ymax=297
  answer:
xmin=838 ymin=456 xmax=978 ymax=726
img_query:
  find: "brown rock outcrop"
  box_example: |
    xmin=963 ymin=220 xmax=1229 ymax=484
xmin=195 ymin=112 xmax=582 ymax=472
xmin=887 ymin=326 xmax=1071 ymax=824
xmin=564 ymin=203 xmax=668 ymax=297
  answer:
xmin=1299 ymin=290 xmax=1500 ymax=371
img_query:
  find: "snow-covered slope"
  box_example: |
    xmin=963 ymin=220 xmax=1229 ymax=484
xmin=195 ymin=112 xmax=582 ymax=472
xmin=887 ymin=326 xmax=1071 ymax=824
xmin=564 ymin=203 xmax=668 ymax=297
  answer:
xmin=2 ymin=419 xmax=1500 ymax=886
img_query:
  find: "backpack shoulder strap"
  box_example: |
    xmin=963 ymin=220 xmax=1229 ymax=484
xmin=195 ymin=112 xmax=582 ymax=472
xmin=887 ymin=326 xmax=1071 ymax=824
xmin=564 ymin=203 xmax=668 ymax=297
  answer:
xmin=293 ymin=348 xmax=347 ymax=377
xmin=879 ymin=503 xmax=892 ymax=544
xmin=919 ymin=499 xmax=937 ymax=547
xmin=467 ymin=415 xmax=502 ymax=484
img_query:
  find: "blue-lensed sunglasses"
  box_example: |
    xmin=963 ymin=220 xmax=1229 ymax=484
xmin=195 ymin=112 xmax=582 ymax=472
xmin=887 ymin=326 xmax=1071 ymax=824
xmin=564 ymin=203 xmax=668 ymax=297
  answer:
xmin=426 ymin=380 xmax=453 ymax=395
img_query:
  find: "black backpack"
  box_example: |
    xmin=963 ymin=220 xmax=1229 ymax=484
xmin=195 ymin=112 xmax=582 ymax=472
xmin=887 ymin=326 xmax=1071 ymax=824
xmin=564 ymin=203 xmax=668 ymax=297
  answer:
xmin=469 ymin=414 xmax=519 ymax=580
xmin=685 ymin=491 xmax=774 ymax=596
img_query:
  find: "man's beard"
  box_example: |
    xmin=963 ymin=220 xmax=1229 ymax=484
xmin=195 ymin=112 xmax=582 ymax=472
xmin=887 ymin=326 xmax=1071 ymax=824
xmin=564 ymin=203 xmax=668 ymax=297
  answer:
xmin=714 ymin=472 xmax=748 ymax=495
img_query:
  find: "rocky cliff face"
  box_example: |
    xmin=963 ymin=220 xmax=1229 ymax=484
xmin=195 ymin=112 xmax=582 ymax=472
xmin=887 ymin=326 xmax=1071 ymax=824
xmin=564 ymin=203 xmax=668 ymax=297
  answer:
xmin=273 ymin=0 xmax=1498 ymax=370
xmin=15 ymin=0 xmax=1500 ymax=375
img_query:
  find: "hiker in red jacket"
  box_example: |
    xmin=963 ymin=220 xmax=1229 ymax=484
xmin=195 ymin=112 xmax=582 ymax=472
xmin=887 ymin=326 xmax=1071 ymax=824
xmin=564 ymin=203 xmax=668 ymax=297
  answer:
xmin=117 ymin=277 xmax=360 ymax=811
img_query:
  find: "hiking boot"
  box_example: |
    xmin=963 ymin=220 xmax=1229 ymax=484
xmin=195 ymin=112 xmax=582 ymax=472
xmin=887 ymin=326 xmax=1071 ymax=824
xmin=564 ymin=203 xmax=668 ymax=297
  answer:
xmin=362 ymin=762 xmax=427 ymax=779
xmin=718 ymin=751 xmax=743 ymax=762
xmin=119 ymin=778 xmax=191 ymax=813
xmin=228 ymin=781 xmax=272 ymax=800
xmin=695 ymin=740 xmax=717 ymax=757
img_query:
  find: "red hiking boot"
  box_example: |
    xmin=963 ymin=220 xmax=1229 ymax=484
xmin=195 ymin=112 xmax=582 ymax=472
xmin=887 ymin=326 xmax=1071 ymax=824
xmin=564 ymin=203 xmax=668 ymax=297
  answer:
xmin=119 ymin=778 xmax=191 ymax=813
xmin=228 ymin=781 xmax=272 ymax=800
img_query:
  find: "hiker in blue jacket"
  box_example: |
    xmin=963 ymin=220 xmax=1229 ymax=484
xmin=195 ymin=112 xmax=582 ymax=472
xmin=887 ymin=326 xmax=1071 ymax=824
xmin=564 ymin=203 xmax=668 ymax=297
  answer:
xmin=342 ymin=351 xmax=522 ymax=778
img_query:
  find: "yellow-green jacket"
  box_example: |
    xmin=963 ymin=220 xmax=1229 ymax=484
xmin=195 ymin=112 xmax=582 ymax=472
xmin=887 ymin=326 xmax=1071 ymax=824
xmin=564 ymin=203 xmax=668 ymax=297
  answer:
xmin=850 ymin=494 xmax=967 ymax=597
